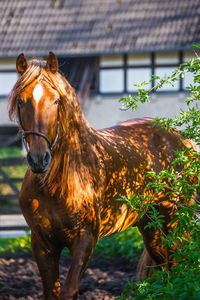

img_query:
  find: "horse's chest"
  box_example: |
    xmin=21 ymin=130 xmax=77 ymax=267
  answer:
xmin=20 ymin=197 xmax=58 ymax=231
xmin=25 ymin=199 xmax=60 ymax=236
xmin=23 ymin=197 xmax=96 ymax=244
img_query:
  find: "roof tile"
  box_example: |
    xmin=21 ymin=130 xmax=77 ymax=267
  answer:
xmin=0 ymin=0 xmax=199 ymax=57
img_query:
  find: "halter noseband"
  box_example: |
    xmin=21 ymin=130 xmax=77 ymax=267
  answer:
xmin=17 ymin=105 xmax=59 ymax=152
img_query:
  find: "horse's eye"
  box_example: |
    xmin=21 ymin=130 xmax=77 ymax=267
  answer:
xmin=53 ymin=98 xmax=59 ymax=106
xmin=18 ymin=98 xmax=24 ymax=107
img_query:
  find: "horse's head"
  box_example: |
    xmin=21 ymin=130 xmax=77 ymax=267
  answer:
xmin=15 ymin=52 xmax=60 ymax=173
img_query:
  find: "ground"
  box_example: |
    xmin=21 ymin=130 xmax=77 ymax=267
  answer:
xmin=0 ymin=252 xmax=136 ymax=299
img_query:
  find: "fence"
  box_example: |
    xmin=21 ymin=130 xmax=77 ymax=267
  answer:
xmin=0 ymin=126 xmax=22 ymax=148
xmin=0 ymin=125 xmax=29 ymax=233
xmin=0 ymin=157 xmax=29 ymax=234
xmin=0 ymin=157 xmax=26 ymax=201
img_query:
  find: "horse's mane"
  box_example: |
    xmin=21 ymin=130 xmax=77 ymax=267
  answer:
xmin=8 ymin=60 xmax=104 ymax=210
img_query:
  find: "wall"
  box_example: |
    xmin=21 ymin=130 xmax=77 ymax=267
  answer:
xmin=0 ymin=99 xmax=11 ymax=125
xmin=1 ymin=92 xmax=190 ymax=129
xmin=0 ymin=58 xmax=17 ymax=126
xmin=83 ymin=93 xmax=188 ymax=129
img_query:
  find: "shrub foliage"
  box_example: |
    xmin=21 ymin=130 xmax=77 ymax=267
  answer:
xmin=118 ymin=45 xmax=200 ymax=299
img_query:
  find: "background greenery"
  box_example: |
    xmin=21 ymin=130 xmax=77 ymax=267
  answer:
xmin=0 ymin=227 xmax=143 ymax=263
xmin=0 ymin=147 xmax=26 ymax=212
xmin=118 ymin=46 xmax=200 ymax=299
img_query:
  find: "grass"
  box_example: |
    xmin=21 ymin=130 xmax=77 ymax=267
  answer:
xmin=0 ymin=227 xmax=143 ymax=262
xmin=0 ymin=233 xmax=31 ymax=255
xmin=0 ymin=147 xmax=24 ymax=158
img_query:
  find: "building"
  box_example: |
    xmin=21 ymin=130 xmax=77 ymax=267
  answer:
xmin=0 ymin=0 xmax=200 ymax=129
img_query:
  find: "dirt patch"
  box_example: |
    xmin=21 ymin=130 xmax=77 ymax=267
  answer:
xmin=0 ymin=252 xmax=136 ymax=299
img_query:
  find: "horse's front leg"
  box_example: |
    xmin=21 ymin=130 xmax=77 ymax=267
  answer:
xmin=60 ymin=230 xmax=96 ymax=300
xmin=31 ymin=232 xmax=62 ymax=300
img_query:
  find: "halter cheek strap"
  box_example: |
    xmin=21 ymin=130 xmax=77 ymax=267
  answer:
xmin=17 ymin=105 xmax=59 ymax=152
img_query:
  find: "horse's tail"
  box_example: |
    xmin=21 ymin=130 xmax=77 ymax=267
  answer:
xmin=136 ymin=247 xmax=155 ymax=281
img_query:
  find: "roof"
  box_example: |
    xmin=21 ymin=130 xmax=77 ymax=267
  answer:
xmin=0 ymin=0 xmax=200 ymax=57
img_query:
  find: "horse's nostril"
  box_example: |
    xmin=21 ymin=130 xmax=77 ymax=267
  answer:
xmin=42 ymin=151 xmax=51 ymax=167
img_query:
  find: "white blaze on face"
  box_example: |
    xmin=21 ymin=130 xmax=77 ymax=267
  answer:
xmin=33 ymin=84 xmax=43 ymax=104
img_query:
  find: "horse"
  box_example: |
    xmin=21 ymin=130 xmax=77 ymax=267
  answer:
xmin=8 ymin=52 xmax=195 ymax=300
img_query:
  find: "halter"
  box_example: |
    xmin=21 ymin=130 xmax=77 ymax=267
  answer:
xmin=17 ymin=104 xmax=59 ymax=152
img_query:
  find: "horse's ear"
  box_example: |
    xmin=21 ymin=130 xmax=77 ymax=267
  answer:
xmin=16 ymin=53 xmax=28 ymax=75
xmin=46 ymin=51 xmax=58 ymax=74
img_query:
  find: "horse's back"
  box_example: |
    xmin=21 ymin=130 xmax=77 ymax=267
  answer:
xmin=97 ymin=116 xmax=196 ymax=184
xmin=118 ymin=117 xmax=154 ymax=127
xmin=99 ymin=117 xmax=194 ymax=153
xmin=98 ymin=117 xmax=179 ymax=158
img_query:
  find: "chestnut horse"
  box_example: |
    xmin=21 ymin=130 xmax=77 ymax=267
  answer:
xmin=8 ymin=52 xmax=194 ymax=300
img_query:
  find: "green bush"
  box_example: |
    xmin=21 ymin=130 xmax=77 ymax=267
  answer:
xmin=0 ymin=227 xmax=143 ymax=262
xmin=118 ymin=45 xmax=200 ymax=299
xmin=0 ymin=234 xmax=31 ymax=254
xmin=95 ymin=227 xmax=143 ymax=262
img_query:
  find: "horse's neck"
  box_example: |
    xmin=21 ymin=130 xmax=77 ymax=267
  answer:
xmin=46 ymin=111 xmax=104 ymax=208
xmin=61 ymin=110 xmax=96 ymax=157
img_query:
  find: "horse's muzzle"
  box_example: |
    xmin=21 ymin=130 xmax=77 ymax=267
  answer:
xmin=27 ymin=149 xmax=52 ymax=173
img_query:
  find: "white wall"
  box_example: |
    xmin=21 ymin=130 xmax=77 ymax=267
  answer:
xmin=0 ymin=58 xmax=17 ymax=126
xmin=0 ymin=98 xmax=12 ymax=125
xmin=83 ymin=93 xmax=189 ymax=129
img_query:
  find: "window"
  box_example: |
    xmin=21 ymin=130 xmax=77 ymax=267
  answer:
xmin=99 ymin=54 xmax=124 ymax=93
xmin=127 ymin=68 xmax=151 ymax=92
xmin=100 ymin=69 xmax=124 ymax=93
xmin=99 ymin=53 xmax=152 ymax=94
xmin=126 ymin=53 xmax=151 ymax=92
xmin=154 ymin=67 xmax=179 ymax=91
xmin=98 ymin=50 xmax=196 ymax=94
xmin=154 ymin=52 xmax=180 ymax=92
